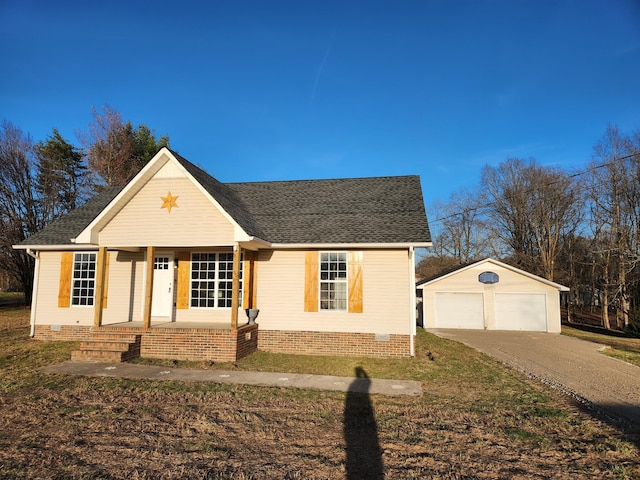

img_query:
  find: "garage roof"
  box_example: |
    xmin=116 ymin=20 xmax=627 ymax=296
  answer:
xmin=416 ymin=258 xmax=569 ymax=291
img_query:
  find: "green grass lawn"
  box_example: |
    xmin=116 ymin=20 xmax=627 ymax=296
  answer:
xmin=1 ymin=307 xmax=639 ymax=479
xmin=562 ymin=324 xmax=640 ymax=367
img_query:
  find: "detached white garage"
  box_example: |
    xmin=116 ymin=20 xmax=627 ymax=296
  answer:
xmin=417 ymin=258 xmax=569 ymax=333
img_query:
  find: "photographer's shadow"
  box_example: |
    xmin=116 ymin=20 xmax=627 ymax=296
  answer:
xmin=343 ymin=367 xmax=384 ymax=479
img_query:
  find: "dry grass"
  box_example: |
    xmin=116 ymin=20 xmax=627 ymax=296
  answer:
xmin=1 ymin=308 xmax=639 ymax=479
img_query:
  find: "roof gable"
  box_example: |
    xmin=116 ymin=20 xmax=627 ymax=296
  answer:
xmin=18 ymin=148 xmax=432 ymax=248
xmin=417 ymin=258 xmax=569 ymax=291
xmin=74 ymin=148 xmax=259 ymax=245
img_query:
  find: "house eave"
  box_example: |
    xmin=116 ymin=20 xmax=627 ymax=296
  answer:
xmin=416 ymin=257 xmax=570 ymax=291
xmin=240 ymin=236 xmax=272 ymax=249
xmin=269 ymin=242 xmax=432 ymax=249
xmin=13 ymin=244 xmax=99 ymax=251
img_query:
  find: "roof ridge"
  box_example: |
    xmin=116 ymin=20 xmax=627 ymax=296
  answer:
xmin=226 ymin=174 xmax=421 ymax=186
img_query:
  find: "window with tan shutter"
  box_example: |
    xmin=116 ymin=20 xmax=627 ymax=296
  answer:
xmin=305 ymin=251 xmax=363 ymax=313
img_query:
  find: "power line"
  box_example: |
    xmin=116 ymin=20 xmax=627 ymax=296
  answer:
xmin=428 ymin=151 xmax=640 ymax=228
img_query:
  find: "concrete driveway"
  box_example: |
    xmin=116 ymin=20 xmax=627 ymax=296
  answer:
xmin=428 ymin=329 xmax=640 ymax=427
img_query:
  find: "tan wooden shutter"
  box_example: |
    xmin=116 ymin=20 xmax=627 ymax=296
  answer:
xmin=102 ymin=251 xmax=110 ymax=309
xmin=58 ymin=252 xmax=73 ymax=308
xmin=176 ymin=252 xmax=191 ymax=309
xmin=243 ymin=251 xmax=258 ymax=309
xmin=304 ymin=251 xmax=318 ymax=312
xmin=348 ymin=251 xmax=363 ymax=313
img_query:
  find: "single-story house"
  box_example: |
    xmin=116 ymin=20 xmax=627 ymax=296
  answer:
xmin=14 ymin=147 xmax=431 ymax=362
xmin=416 ymin=258 xmax=569 ymax=333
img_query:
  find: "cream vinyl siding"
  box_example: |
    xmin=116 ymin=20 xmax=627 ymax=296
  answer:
xmin=34 ymin=251 xmax=96 ymax=326
xmin=35 ymin=250 xmax=236 ymax=327
xmin=257 ymin=249 xmax=411 ymax=335
xmin=101 ymin=251 xmax=144 ymax=324
xmin=99 ymin=177 xmax=235 ymax=247
xmin=420 ymin=262 xmax=563 ymax=332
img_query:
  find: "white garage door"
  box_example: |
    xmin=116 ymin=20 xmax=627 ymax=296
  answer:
xmin=494 ymin=293 xmax=547 ymax=331
xmin=435 ymin=292 xmax=485 ymax=329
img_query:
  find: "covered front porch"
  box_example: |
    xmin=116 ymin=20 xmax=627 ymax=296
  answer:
xmin=91 ymin=244 xmax=259 ymax=329
xmin=73 ymin=243 xmax=261 ymax=362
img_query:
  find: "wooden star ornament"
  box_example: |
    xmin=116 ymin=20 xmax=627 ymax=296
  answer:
xmin=160 ymin=191 xmax=179 ymax=213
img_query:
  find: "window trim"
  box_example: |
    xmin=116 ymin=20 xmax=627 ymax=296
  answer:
xmin=70 ymin=252 xmax=97 ymax=307
xmin=189 ymin=251 xmax=243 ymax=309
xmin=319 ymin=251 xmax=348 ymax=312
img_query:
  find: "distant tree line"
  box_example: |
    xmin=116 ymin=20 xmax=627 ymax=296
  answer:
xmin=418 ymin=124 xmax=640 ymax=335
xmin=0 ymin=106 xmax=169 ymax=304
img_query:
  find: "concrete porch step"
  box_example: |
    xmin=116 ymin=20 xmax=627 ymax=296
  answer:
xmin=72 ymin=334 xmax=141 ymax=363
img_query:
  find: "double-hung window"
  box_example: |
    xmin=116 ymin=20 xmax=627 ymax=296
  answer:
xmin=190 ymin=252 xmax=242 ymax=308
xmin=71 ymin=252 xmax=96 ymax=306
xmin=304 ymin=251 xmax=363 ymax=313
xmin=319 ymin=252 xmax=348 ymax=311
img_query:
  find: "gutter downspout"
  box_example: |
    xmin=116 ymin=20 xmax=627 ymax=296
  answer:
xmin=26 ymin=248 xmax=39 ymax=337
xmin=409 ymin=246 xmax=416 ymax=357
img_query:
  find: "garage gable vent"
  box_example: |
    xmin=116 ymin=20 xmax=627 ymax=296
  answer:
xmin=479 ymin=271 xmax=499 ymax=284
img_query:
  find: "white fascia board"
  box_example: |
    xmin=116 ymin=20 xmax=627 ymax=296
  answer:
xmin=479 ymin=258 xmax=571 ymax=291
xmin=269 ymin=242 xmax=432 ymax=249
xmin=75 ymin=148 xmax=173 ymax=244
xmin=417 ymin=257 xmax=570 ymax=291
xmin=239 ymin=236 xmax=272 ymax=249
xmin=233 ymin=228 xmax=270 ymax=247
xmin=13 ymin=244 xmax=99 ymax=251
xmin=73 ymin=147 xmax=256 ymax=245
xmin=166 ymin=155 xmax=261 ymax=245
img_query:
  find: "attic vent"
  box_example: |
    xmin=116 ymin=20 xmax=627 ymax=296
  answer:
xmin=479 ymin=271 xmax=499 ymax=284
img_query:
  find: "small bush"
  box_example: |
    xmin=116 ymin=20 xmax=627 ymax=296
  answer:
xmin=624 ymin=308 xmax=640 ymax=338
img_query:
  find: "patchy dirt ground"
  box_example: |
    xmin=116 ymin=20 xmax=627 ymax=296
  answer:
xmin=1 ymin=308 xmax=639 ymax=479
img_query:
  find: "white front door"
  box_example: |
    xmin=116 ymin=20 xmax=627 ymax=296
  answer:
xmin=151 ymin=254 xmax=174 ymax=318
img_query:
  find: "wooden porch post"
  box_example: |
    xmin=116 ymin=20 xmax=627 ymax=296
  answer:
xmin=143 ymin=246 xmax=155 ymax=329
xmin=243 ymin=250 xmax=258 ymax=309
xmin=231 ymin=244 xmax=241 ymax=330
xmin=93 ymin=246 xmax=107 ymax=328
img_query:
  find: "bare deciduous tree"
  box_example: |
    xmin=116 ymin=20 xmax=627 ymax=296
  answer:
xmin=481 ymin=158 xmax=582 ymax=281
xmin=80 ymin=105 xmax=169 ymax=190
xmin=588 ymin=124 xmax=639 ymax=329
xmin=430 ymin=188 xmax=494 ymax=264
xmin=0 ymin=121 xmax=43 ymax=303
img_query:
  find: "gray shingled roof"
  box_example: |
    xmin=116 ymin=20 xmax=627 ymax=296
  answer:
xmin=228 ymin=176 xmax=431 ymax=244
xmin=170 ymin=151 xmax=266 ymax=239
xmin=19 ymin=186 xmax=124 ymax=246
xmin=19 ymin=151 xmax=431 ymax=246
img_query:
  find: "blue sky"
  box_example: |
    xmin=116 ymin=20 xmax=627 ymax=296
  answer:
xmin=2 ymin=0 xmax=639 ymax=220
